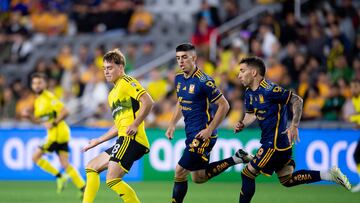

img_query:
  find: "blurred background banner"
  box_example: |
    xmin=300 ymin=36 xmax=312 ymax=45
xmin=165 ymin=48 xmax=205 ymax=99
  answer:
xmin=295 ymin=129 xmax=360 ymax=183
xmin=1 ymin=128 xmax=358 ymax=183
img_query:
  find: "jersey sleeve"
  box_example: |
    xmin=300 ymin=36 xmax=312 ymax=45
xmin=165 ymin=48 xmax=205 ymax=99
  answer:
xmin=244 ymin=92 xmax=254 ymax=113
xmin=268 ymin=85 xmax=292 ymax=104
xmin=202 ymin=79 xmax=223 ymax=103
xmin=124 ymin=78 xmax=147 ymax=101
xmin=49 ymin=95 xmax=65 ymax=112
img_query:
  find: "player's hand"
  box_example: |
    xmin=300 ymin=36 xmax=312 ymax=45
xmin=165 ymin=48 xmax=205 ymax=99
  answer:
xmin=43 ymin=121 xmax=54 ymax=129
xmin=195 ymin=128 xmax=212 ymax=141
xmin=165 ymin=125 xmax=175 ymax=140
xmin=284 ymin=125 xmax=300 ymax=144
xmin=234 ymin=121 xmax=245 ymax=133
xmin=82 ymin=139 xmax=100 ymax=152
xmin=126 ymin=123 xmax=138 ymax=136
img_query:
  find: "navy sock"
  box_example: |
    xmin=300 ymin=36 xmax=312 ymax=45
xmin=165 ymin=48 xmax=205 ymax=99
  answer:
xmin=240 ymin=170 xmax=256 ymax=203
xmin=279 ymin=170 xmax=321 ymax=187
xmin=205 ymin=157 xmax=236 ymax=179
xmin=172 ymin=181 xmax=188 ymax=203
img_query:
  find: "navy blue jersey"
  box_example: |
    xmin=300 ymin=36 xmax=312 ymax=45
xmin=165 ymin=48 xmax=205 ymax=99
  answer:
xmin=175 ymin=67 xmax=222 ymax=138
xmin=244 ymin=79 xmax=292 ymax=150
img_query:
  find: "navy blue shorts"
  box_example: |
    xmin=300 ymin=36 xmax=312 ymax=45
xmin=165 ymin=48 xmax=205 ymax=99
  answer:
xmin=178 ymin=136 xmax=217 ymax=171
xmin=250 ymin=144 xmax=293 ymax=176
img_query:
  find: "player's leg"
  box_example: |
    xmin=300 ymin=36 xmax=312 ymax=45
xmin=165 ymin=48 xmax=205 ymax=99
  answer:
xmin=191 ymin=148 xmax=253 ymax=183
xmin=239 ymin=163 xmax=259 ymax=203
xmin=190 ymin=137 xmax=253 ymax=183
xmin=106 ymin=161 xmax=140 ymax=203
xmin=83 ymin=152 xmax=110 ymax=203
xmin=105 ymin=136 xmax=148 ymax=203
xmin=32 ymin=147 xmax=61 ymax=177
xmin=58 ymin=150 xmax=86 ymax=193
xmin=172 ymin=164 xmax=190 ymax=203
xmin=351 ymin=140 xmax=360 ymax=192
xmin=276 ymin=160 xmax=351 ymax=190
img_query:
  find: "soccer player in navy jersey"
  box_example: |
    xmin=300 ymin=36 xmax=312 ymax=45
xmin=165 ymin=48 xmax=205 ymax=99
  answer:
xmin=234 ymin=56 xmax=351 ymax=203
xmin=165 ymin=43 xmax=253 ymax=203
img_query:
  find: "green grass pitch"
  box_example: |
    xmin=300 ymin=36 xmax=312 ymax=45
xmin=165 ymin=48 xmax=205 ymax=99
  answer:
xmin=0 ymin=181 xmax=358 ymax=203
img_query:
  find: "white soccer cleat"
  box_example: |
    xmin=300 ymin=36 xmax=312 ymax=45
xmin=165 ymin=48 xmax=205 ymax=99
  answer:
xmin=329 ymin=167 xmax=352 ymax=191
xmin=351 ymin=183 xmax=360 ymax=193
xmin=232 ymin=149 xmax=254 ymax=164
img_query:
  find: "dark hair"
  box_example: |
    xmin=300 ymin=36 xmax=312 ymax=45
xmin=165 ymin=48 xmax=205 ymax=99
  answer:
xmin=31 ymin=72 xmax=48 ymax=81
xmin=176 ymin=43 xmax=196 ymax=52
xmin=239 ymin=56 xmax=266 ymax=77
xmin=103 ymin=48 xmax=126 ymax=66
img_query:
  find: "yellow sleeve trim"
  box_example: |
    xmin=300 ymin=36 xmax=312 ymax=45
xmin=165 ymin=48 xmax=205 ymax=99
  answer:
xmin=285 ymin=91 xmax=292 ymax=104
xmin=210 ymin=93 xmax=222 ymax=103
xmin=135 ymin=89 xmax=146 ymax=100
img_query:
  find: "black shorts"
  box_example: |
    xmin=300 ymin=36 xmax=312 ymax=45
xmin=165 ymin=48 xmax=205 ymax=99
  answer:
xmin=178 ymin=136 xmax=217 ymax=171
xmin=105 ymin=136 xmax=149 ymax=173
xmin=250 ymin=144 xmax=294 ymax=176
xmin=40 ymin=142 xmax=69 ymax=154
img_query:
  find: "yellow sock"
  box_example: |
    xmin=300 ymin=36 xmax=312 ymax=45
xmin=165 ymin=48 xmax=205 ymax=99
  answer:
xmin=65 ymin=165 xmax=85 ymax=189
xmin=83 ymin=168 xmax=100 ymax=203
xmin=36 ymin=158 xmax=60 ymax=177
xmin=106 ymin=178 xmax=140 ymax=203
xmin=357 ymin=164 xmax=360 ymax=174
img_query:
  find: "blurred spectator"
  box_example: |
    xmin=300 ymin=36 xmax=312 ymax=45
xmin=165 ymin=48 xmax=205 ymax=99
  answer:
xmin=57 ymin=44 xmax=77 ymax=70
xmin=329 ymin=55 xmax=353 ymax=83
xmin=322 ymin=83 xmax=345 ymax=120
xmin=124 ymin=43 xmax=137 ymax=72
xmin=0 ymin=31 xmax=11 ymax=63
xmin=191 ymin=16 xmax=216 ymax=52
xmin=128 ymin=0 xmax=153 ymax=34
xmin=0 ymin=87 xmax=16 ymax=120
xmin=307 ymin=28 xmax=326 ymax=61
xmin=266 ymin=56 xmax=287 ymax=85
xmin=225 ymin=99 xmax=243 ymax=128
xmin=94 ymin=44 xmax=105 ymax=69
xmin=31 ymin=5 xmax=68 ymax=36
xmin=303 ymin=86 xmax=325 ymax=120
xmin=146 ymin=69 xmax=168 ymax=102
xmin=195 ymin=0 xmax=221 ymax=28
xmin=15 ymin=88 xmax=35 ymax=119
xmin=258 ymin=24 xmax=278 ymax=58
xmin=348 ymin=79 xmax=360 ymax=124
xmin=280 ymin=12 xmax=304 ymax=45
xmin=221 ymin=0 xmax=239 ymax=23
xmin=9 ymin=31 xmax=33 ymax=63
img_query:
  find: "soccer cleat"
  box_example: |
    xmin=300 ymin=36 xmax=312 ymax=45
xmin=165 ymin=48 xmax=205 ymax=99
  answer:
xmin=351 ymin=183 xmax=360 ymax=193
xmin=56 ymin=175 xmax=68 ymax=194
xmin=232 ymin=149 xmax=254 ymax=164
xmin=329 ymin=167 xmax=352 ymax=191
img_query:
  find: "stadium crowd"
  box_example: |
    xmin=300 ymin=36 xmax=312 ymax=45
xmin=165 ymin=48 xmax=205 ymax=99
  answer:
xmin=0 ymin=0 xmax=359 ymax=128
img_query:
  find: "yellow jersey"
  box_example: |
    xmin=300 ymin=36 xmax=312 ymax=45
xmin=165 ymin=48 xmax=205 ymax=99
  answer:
xmin=34 ymin=90 xmax=70 ymax=143
xmin=350 ymin=95 xmax=360 ymax=125
xmin=109 ymin=75 xmax=149 ymax=148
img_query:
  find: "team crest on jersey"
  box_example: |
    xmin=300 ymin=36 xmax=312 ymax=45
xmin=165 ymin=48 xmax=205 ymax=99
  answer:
xmin=259 ymin=94 xmax=264 ymax=104
xmin=176 ymin=82 xmax=181 ymax=92
xmin=189 ymin=84 xmax=195 ymax=94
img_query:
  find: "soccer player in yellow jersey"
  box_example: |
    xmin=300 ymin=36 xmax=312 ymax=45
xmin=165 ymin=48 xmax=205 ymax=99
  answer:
xmin=82 ymin=49 xmax=154 ymax=203
xmin=22 ymin=73 xmax=85 ymax=195
xmin=350 ymin=79 xmax=360 ymax=192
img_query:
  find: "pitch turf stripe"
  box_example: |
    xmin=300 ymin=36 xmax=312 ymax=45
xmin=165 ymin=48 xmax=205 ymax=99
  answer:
xmin=259 ymin=149 xmax=275 ymax=167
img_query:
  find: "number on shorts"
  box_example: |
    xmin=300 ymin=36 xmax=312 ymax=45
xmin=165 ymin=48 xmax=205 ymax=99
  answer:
xmin=112 ymin=144 xmax=121 ymax=154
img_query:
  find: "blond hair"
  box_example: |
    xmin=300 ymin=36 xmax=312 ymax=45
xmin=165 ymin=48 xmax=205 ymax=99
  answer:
xmin=103 ymin=48 xmax=126 ymax=66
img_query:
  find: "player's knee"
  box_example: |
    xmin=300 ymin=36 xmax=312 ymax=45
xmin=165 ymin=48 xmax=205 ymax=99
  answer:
xmin=192 ymin=176 xmax=207 ymax=184
xmin=32 ymin=151 xmax=41 ymax=163
xmin=278 ymin=175 xmax=293 ymax=187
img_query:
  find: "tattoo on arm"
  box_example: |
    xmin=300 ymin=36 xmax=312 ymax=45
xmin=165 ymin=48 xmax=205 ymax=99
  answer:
xmin=290 ymin=93 xmax=303 ymax=127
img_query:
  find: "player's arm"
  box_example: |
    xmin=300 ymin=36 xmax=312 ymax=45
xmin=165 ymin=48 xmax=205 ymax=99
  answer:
xmin=234 ymin=113 xmax=257 ymax=133
xmin=44 ymin=106 xmax=69 ymax=129
xmin=286 ymin=93 xmax=303 ymax=143
xmin=195 ymin=95 xmax=230 ymax=140
xmin=126 ymin=92 xmax=154 ymax=136
xmin=165 ymin=101 xmax=183 ymax=140
xmin=83 ymin=125 xmax=118 ymax=152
